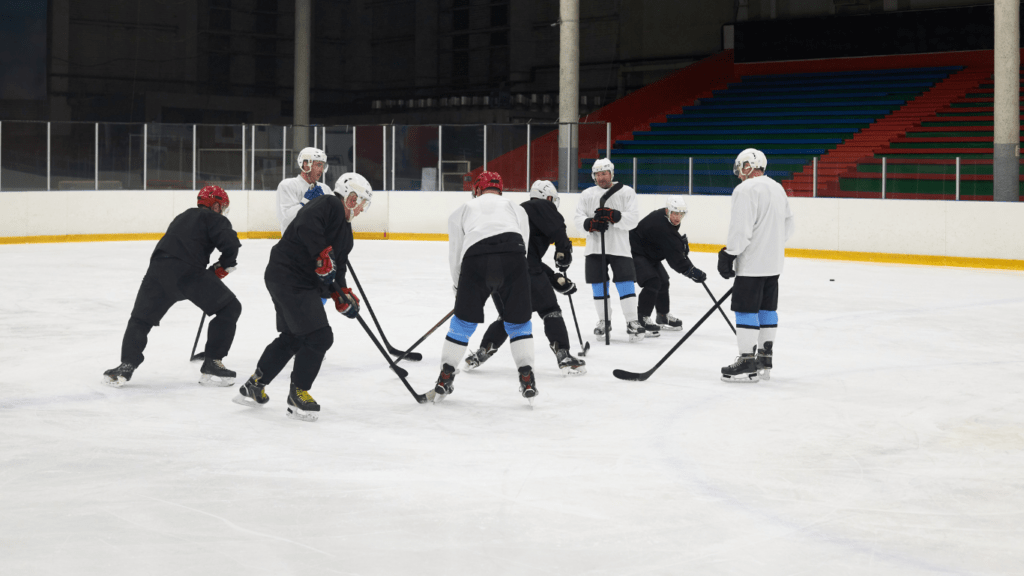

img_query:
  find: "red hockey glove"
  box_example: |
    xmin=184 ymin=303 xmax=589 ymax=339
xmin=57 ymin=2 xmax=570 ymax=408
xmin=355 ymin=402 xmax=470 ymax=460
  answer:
xmin=211 ymin=261 xmax=236 ymax=279
xmin=331 ymin=287 xmax=360 ymax=319
xmin=315 ymin=246 xmax=337 ymax=286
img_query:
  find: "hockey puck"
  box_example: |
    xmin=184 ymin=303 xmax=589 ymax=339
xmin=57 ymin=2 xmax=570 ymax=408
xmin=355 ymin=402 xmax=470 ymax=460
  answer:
xmin=829 ymin=279 xmax=834 ymax=282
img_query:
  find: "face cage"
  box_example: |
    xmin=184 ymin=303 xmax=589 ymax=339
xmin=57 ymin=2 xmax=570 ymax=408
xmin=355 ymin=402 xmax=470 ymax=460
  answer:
xmin=302 ymin=160 xmax=328 ymax=175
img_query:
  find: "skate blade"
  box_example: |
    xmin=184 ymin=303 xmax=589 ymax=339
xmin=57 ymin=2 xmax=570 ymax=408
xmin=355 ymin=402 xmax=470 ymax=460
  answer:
xmin=232 ymin=393 xmax=264 ymax=407
xmin=102 ymin=375 xmax=127 ymax=388
xmin=424 ymin=389 xmax=438 ymax=403
xmin=658 ymin=325 xmax=683 ymax=331
xmin=721 ymin=372 xmax=760 ymax=383
xmin=286 ymin=406 xmax=319 ymax=422
xmin=199 ymin=374 xmax=236 ymax=387
xmin=560 ymin=366 xmax=587 ymax=377
xmin=759 ymin=369 xmax=771 ymax=381
xmin=628 ymin=333 xmax=645 ymax=343
xmin=432 ymin=390 xmax=449 ymax=404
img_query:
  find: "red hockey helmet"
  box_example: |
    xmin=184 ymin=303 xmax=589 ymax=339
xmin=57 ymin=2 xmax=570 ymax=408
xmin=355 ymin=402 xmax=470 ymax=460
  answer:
xmin=473 ymin=171 xmax=503 ymax=197
xmin=197 ymin=185 xmax=230 ymax=214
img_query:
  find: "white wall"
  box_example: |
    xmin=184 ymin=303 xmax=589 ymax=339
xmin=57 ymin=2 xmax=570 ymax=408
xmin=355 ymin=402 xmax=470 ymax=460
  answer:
xmin=2 ymin=189 xmax=1023 ymax=262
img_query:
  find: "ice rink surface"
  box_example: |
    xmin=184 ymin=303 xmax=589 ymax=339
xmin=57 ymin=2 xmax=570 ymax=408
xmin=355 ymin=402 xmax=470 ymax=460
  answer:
xmin=1 ymin=238 xmax=1022 ymax=575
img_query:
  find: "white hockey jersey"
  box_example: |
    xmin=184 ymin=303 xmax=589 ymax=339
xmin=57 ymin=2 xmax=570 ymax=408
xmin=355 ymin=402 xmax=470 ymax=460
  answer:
xmin=725 ymin=175 xmax=795 ymax=277
xmin=573 ymin=182 xmax=641 ymax=257
xmin=448 ymin=193 xmax=530 ymax=288
xmin=277 ymin=174 xmax=328 ymax=233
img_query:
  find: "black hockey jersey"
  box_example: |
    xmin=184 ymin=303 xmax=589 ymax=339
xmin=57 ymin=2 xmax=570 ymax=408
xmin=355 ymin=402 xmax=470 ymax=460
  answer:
xmin=520 ymin=197 xmax=573 ymax=274
xmin=152 ymin=207 xmax=240 ymax=269
xmin=629 ymin=208 xmax=694 ymax=275
xmin=266 ymin=194 xmax=352 ymax=292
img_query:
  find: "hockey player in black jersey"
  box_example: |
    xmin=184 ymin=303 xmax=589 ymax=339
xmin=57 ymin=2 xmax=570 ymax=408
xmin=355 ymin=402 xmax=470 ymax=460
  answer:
xmin=464 ymin=180 xmax=586 ymax=376
xmin=232 ymin=173 xmax=372 ymax=422
xmin=629 ymin=196 xmax=706 ymax=336
xmin=102 ymin=186 xmax=242 ymax=387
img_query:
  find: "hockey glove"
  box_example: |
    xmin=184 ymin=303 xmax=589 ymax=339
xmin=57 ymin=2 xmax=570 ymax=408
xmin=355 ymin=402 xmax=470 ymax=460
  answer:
xmin=210 ymin=261 xmax=236 ymax=280
xmin=302 ymin=184 xmax=325 ymax=205
xmin=684 ymin=265 xmax=707 ymax=284
xmin=595 ymin=207 xmax=621 ymax=223
xmin=554 ymin=250 xmax=572 ymax=272
xmin=315 ymin=246 xmax=337 ymax=286
xmin=551 ymin=273 xmax=577 ymax=295
xmin=681 ymin=234 xmax=691 ymax=255
xmin=584 ymin=218 xmax=609 ymax=233
xmin=717 ymin=248 xmax=737 ymax=279
xmin=331 ymin=287 xmax=360 ymax=319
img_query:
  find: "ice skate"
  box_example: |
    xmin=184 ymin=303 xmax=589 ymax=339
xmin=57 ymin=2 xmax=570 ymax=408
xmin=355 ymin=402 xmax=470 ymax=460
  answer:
xmin=656 ymin=313 xmax=683 ymax=331
xmin=593 ymin=320 xmax=610 ymax=337
xmin=626 ymin=320 xmax=646 ymax=343
xmin=433 ymin=363 xmax=456 ymax=403
xmin=721 ymin=353 xmax=760 ymax=383
xmin=232 ymin=368 xmax=269 ymax=407
xmin=640 ymin=316 xmax=661 ymax=338
xmin=198 ymin=357 xmax=236 ymax=387
xmin=757 ymin=342 xmax=773 ymax=381
xmin=517 ymin=365 xmax=538 ymax=404
xmin=286 ymin=384 xmax=320 ymax=422
xmin=464 ymin=343 xmax=498 ymax=370
xmin=102 ymin=362 xmax=135 ymax=387
xmin=551 ymin=343 xmax=586 ymax=376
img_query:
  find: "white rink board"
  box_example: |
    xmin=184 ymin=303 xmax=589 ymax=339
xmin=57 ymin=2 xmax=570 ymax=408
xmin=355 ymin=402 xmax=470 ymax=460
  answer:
xmin=2 ymin=189 xmax=1024 ymax=261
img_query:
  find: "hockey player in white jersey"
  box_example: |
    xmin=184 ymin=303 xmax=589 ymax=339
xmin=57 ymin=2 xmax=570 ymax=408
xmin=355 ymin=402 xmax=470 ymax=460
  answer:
xmin=435 ymin=171 xmax=538 ymax=404
xmin=277 ymin=147 xmax=329 ymax=233
xmin=717 ymin=148 xmax=795 ymax=382
xmin=573 ymin=158 xmax=645 ymax=342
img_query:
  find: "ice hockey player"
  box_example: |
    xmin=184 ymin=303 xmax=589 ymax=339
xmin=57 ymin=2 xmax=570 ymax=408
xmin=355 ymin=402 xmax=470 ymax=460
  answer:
xmin=436 ymin=171 xmax=538 ymax=403
xmin=277 ymin=147 xmax=329 ymax=233
xmin=572 ymin=158 xmax=645 ymax=342
xmin=233 ymin=173 xmax=372 ymax=422
xmin=464 ymin=179 xmax=586 ymax=376
xmin=718 ymin=148 xmax=795 ymax=383
xmin=629 ymin=196 xmax=707 ymax=336
xmin=102 ymin=185 xmax=242 ymax=387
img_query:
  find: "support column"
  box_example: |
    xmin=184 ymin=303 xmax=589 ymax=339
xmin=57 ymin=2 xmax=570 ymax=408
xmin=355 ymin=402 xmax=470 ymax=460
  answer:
xmin=293 ymin=0 xmax=312 ymax=151
xmin=558 ymin=0 xmax=579 ymax=192
xmin=993 ymin=0 xmax=1020 ymax=202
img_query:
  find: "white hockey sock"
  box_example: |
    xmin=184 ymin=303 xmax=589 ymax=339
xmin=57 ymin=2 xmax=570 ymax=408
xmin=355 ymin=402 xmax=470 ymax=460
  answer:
xmin=759 ymin=326 xmax=777 ymax=349
xmin=441 ymin=338 xmax=468 ymax=368
xmin=509 ymin=336 xmax=535 ymax=369
xmin=737 ymin=327 xmax=759 ymax=356
xmin=593 ymin=297 xmax=610 ymax=323
xmin=620 ymin=296 xmax=639 ymax=323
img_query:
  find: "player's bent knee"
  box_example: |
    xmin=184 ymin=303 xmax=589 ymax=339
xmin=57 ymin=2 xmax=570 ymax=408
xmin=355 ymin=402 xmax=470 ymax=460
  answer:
xmin=504 ymin=320 xmax=533 ymax=339
xmin=214 ymin=298 xmax=242 ymax=322
xmin=446 ymin=315 xmax=478 ymax=344
xmin=305 ymin=326 xmax=334 ymax=353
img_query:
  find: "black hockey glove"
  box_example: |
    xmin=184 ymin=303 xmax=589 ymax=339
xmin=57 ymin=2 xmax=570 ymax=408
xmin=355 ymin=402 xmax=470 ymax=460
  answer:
xmin=717 ymin=248 xmax=737 ymax=280
xmin=681 ymin=234 xmax=690 ymax=255
xmin=683 ymin=265 xmax=706 ymax=284
xmin=550 ymin=272 xmax=577 ymax=295
xmin=554 ymin=250 xmax=572 ymax=272
xmin=331 ymin=287 xmax=360 ymax=319
xmin=315 ymin=246 xmax=337 ymax=286
xmin=595 ymin=207 xmax=621 ymax=223
xmin=584 ymin=218 xmax=609 ymax=233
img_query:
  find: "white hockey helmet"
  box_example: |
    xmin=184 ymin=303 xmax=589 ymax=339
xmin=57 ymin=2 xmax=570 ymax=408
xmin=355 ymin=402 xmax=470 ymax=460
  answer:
xmin=733 ymin=148 xmax=767 ymax=177
xmin=529 ymin=179 xmax=559 ymax=207
xmin=334 ymin=172 xmax=373 ymax=220
xmin=591 ymin=158 xmax=614 ymax=181
xmin=666 ymin=196 xmax=688 ymax=215
xmin=298 ymin=147 xmax=328 ymax=174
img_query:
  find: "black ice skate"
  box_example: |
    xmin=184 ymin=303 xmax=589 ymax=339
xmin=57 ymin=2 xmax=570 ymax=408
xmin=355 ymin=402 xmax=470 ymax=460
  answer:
xmin=518 ymin=365 xmax=538 ymax=404
xmin=464 ymin=343 xmax=498 ymax=370
xmin=286 ymin=384 xmax=320 ymax=422
xmin=551 ymin=343 xmax=586 ymax=376
xmin=232 ymin=368 xmax=269 ymax=407
xmin=432 ymin=363 xmax=456 ymax=403
xmin=102 ymin=362 xmax=135 ymax=388
xmin=626 ymin=320 xmax=646 ymax=343
xmin=656 ymin=313 xmax=683 ymax=331
xmin=199 ymin=357 xmax=236 ymax=387
xmin=594 ymin=320 xmax=610 ymax=337
xmin=640 ymin=316 xmax=661 ymax=338
xmin=757 ymin=341 xmax=773 ymax=381
xmin=721 ymin=353 xmax=760 ymax=383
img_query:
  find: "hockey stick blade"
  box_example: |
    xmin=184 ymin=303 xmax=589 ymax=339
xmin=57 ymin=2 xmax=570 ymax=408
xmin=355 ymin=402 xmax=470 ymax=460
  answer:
xmin=387 ymin=344 xmax=422 ymax=362
xmin=347 ymin=262 xmax=424 ymax=363
xmin=612 ymin=287 xmax=733 ymax=382
xmin=353 ymin=313 xmax=427 ymax=403
xmin=579 ymin=341 xmax=591 ymax=357
xmin=388 ymin=363 xmax=410 ymax=378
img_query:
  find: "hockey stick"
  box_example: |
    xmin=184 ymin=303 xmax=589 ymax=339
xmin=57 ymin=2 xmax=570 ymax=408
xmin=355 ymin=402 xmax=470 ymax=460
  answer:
xmin=393 ymin=308 xmax=455 ymax=364
xmin=565 ymin=292 xmax=590 ymax=357
xmin=353 ymin=313 xmax=428 ymax=403
xmin=597 ymin=183 xmax=622 ymax=346
xmin=702 ymin=282 xmax=736 ymax=335
xmin=346 ymin=262 xmax=423 ymax=361
xmin=189 ymin=313 xmax=207 ymax=362
xmin=613 ymin=287 xmax=733 ymax=382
